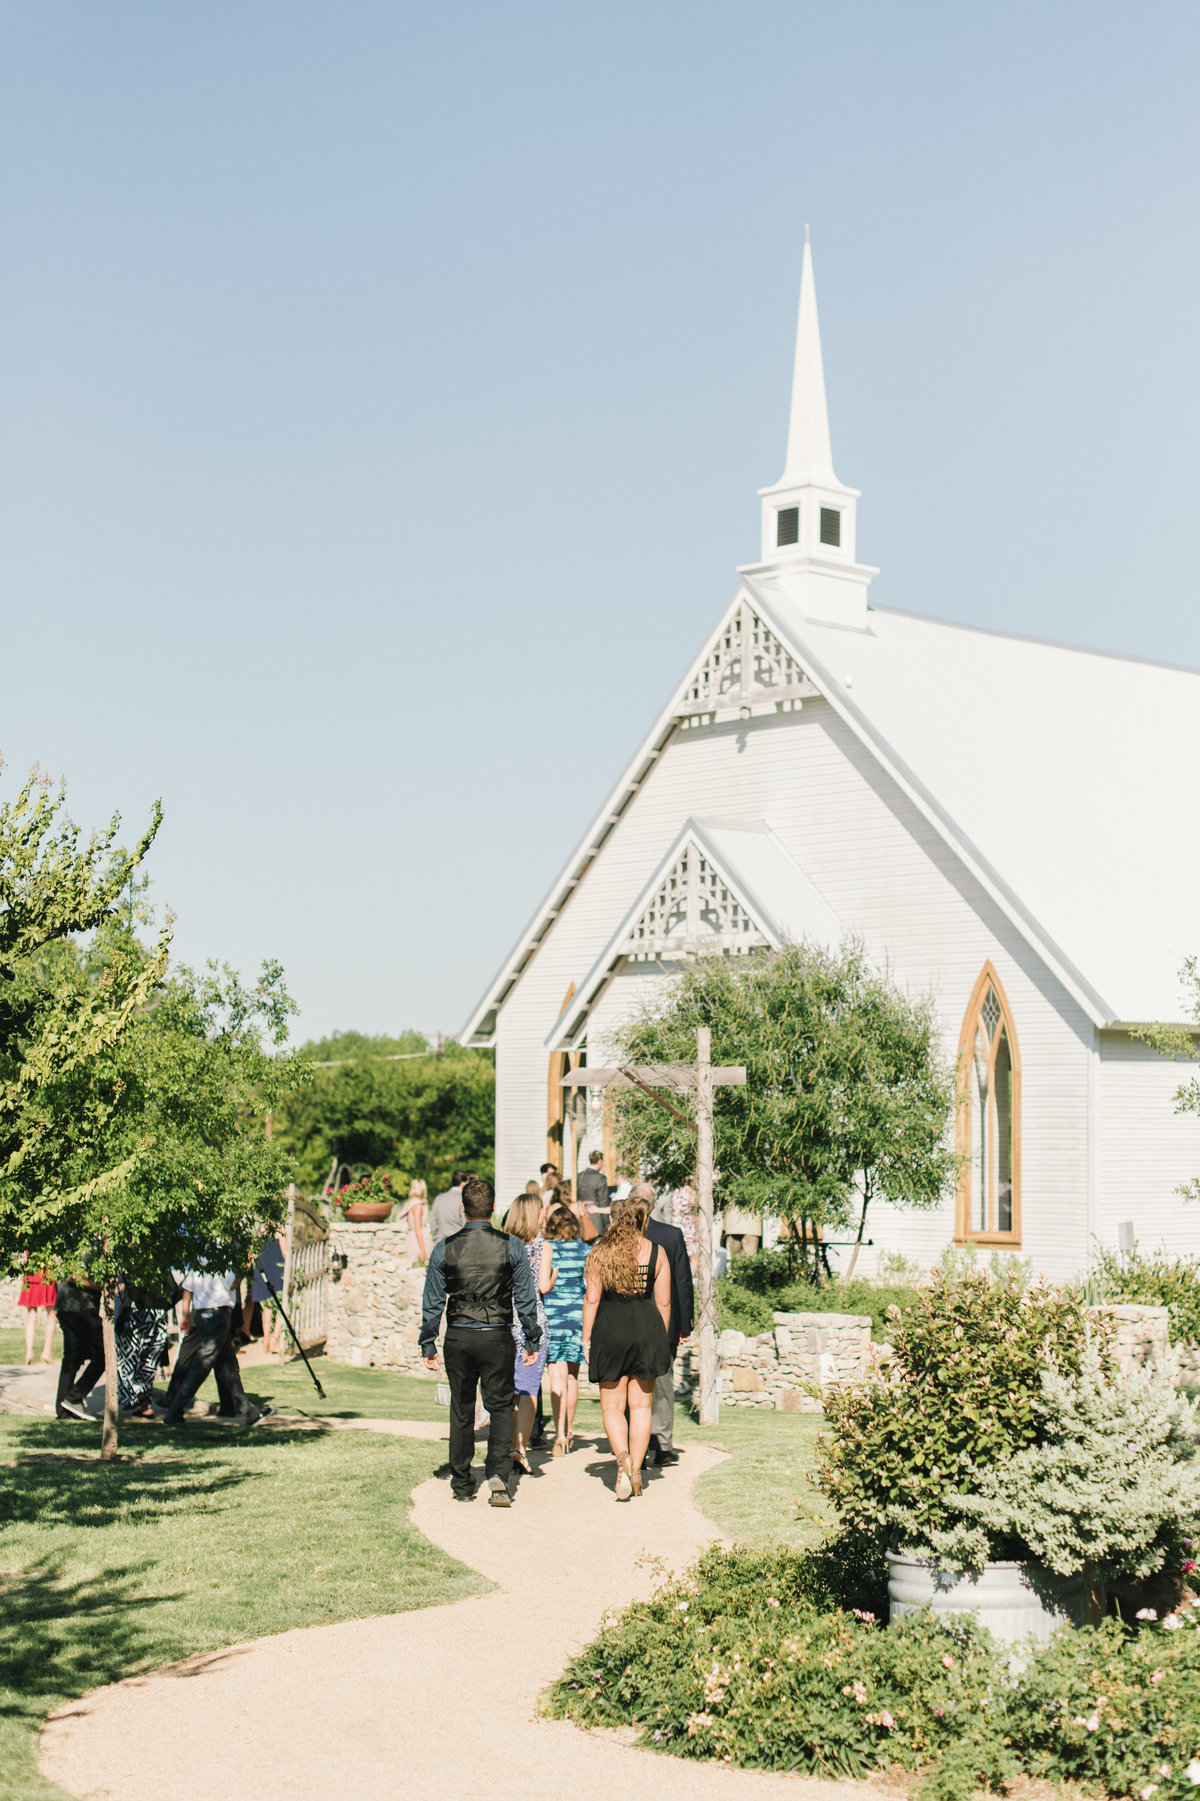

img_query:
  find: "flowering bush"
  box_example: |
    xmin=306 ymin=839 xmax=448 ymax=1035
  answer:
xmin=1094 ymin=1247 xmax=1200 ymax=1349
xmin=815 ymin=1266 xmax=1114 ymax=1570
xmin=547 ymin=1543 xmax=1200 ymax=1801
xmin=329 ymin=1172 xmax=393 ymax=1212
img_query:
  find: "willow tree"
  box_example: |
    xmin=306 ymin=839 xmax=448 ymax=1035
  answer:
xmin=612 ymin=942 xmax=958 ymax=1277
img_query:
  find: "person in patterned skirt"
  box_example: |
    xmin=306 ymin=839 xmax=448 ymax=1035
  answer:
xmin=538 ymin=1205 xmax=592 ymax=1455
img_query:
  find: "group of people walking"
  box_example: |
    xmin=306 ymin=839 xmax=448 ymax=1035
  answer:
xmin=420 ymin=1168 xmax=694 ymax=1506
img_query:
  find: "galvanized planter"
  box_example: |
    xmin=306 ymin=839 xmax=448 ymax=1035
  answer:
xmin=887 ymin=1553 xmax=1085 ymax=1645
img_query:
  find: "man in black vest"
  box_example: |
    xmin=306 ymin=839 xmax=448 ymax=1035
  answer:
xmin=420 ymin=1176 xmax=541 ymax=1506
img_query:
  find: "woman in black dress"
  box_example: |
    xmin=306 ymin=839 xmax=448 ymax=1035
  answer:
xmin=582 ymin=1193 xmax=672 ymax=1499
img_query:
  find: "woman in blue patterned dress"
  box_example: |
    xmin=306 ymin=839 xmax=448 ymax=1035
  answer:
xmin=538 ymin=1205 xmax=592 ymax=1456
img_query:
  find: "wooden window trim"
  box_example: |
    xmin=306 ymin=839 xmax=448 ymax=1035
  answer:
xmin=546 ymin=983 xmax=579 ymax=1169
xmin=955 ymin=961 xmax=1022 ymax=1246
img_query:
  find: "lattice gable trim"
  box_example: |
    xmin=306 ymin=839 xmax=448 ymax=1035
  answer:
xmin=677 ymin=593 xmax=818 ymax=726
xmin=625 ymin=836 xmax=769 ymax=961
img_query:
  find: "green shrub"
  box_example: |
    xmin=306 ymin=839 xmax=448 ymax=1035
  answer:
xmin=716 ymin=1247 xmax=918 ymax=1341
xmin=1094 ymin=1247 xmax=1200 ymax=1347
xmin=1010 ymin=1611 xmax=1200 ymax=1801
xmin=548 ymin=1544 xmax=1200 ymax=1801
xmin=816 ymin=1266 xmax=1107 ymax=1569
xmin=548 ymin=1544 xmax=1012 ymax=1798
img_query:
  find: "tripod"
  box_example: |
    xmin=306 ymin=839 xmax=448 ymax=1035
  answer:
xmin=256 ymin=1264 xmax=327 ymax=1402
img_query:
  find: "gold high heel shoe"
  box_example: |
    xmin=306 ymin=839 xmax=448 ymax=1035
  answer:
xmin=630 ymin=1466 xmax=643 ymax=1497
xmin=615 ymin=1456 xmax=633 ymax=1501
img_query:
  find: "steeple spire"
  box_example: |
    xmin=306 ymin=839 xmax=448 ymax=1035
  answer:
xmin=779 ymin=239 xmax=838 ymax=489
xmin=741 ymin=239 xmax=878 ymax=631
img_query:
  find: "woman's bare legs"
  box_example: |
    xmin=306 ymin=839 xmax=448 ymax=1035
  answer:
xmin=24 ymin=1309 xmax=35 ymax=1364
xmin=512 ymin=1393 xmax=537 ymax=1464
xmin=562 ymin=1360 xmax=580 ymax=1443
xmin=40 ymin=1307 xmax=55 ymax=1362
xmin=548 ymin=1362 xmax=565 ymax=1440
xmin=599 ymin=1378 xmax=631 ymax=1464
xmin=627 ymin=1376 xmax=654 ymax=1481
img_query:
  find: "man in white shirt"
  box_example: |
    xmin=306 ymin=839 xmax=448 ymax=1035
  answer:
xmin=161 ymin=1267 xmax=272 ymax=1428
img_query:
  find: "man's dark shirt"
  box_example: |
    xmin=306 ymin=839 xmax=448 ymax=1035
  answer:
xmin=644 ymin=1217 xmax=694 ymax=1351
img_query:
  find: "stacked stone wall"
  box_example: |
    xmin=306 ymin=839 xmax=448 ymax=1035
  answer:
xmin=325 ymin=1219 xmax=433 ymax=1373
xmin=714 ymin=1311 xmax=872 ymax=1412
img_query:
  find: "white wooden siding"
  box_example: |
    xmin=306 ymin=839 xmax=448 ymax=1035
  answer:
xmin=1097 ymin=1033 xmax=1200 ymax=1260
xmin=495 ymin=698 xmax=1095 ymax=1277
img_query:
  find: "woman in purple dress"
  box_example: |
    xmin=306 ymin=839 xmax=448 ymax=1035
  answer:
xmin=503 ymin=1195 xmax=547 ymax=1474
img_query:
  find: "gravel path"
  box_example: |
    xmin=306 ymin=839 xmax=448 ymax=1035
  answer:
xmin=39 ymin=1421 xmax=888 ymax=1801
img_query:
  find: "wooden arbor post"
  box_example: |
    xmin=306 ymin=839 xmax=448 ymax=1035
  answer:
xmin=560 ymin=1028 xmax=745 ymax=1428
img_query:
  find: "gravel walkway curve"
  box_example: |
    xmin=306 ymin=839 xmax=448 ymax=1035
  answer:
xmin=39 ymin=1420 xmax=888 ymax=1801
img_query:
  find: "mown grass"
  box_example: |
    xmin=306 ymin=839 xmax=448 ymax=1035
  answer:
xmin=0 ymin=1413 xmax=489 ymax=1801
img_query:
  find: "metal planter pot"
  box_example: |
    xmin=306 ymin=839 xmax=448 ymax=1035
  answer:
xmin=887 ymin=1553 xmax=1085 ymax=1645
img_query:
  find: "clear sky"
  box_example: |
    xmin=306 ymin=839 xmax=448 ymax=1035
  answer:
xmin=2 ymin=3 xmax=1198 ymax=1043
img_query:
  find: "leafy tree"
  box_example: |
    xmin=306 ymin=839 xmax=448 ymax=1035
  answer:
xmin=611 ymin=943 xmax=958 ymax=1275
xmin=12 ymin=925 xmax=305 ymax=1455
xmin=297 ymin=1028 xmax=430 ymax=1064
xmin=272 ymin=1041 xmax=495 ymax=1198
xmin=0 ymin=775 xmax=170 ymax=1264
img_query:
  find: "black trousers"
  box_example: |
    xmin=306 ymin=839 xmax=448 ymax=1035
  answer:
xmin=163 ymin=1308 xmax=258 ymax=1423
xmin=55 ymin=1284 xmax=105 ymax=1417
xmin=442 ymin=1326 xmax=515 ymax=1496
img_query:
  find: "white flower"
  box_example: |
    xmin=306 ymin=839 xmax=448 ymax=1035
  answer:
xmin=1159 ymin=1766 xmax=1172 ymax=1777
xmin=1137 ymin=1608 xmax=1159 ymax=1621
xmin=767 ymin=1597 xmax=780 ymax=1608
xmin=676 ymin=1601 xmax=689 ymax=1612
xmin=1141 ymin=1786 xmax=1158 ymax=1799
xmin=1086 ymin=1715 xmax=1101 ymax=1732
xmin=1187 ymin=1762 xmax=1200 ymax=1786
xmin=1164 ymin=1614 xmax=1182 ymax=1630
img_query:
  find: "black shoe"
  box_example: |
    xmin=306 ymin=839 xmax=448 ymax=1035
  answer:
xmin=488 ymin=1475 xmax=512 ymax=1508
xmin=656 ymin=1446 xmax=680 ymax=1465
xmin=58 ymin=1399 xmax=90 ymax=1421
xmin=452 ymin=1489 xmax=476 ymax=1503
xmin=247 ymin=1404 xmax=275 ymax=1428
xmin=646 ymin=1434 xmax=661 ymax=1465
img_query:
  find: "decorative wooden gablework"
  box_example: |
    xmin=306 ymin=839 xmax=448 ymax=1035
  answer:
xmin=677 ymin=596 xmax=817 ymax=724
xmin=625 ymin=841 xmax=766 ymax=960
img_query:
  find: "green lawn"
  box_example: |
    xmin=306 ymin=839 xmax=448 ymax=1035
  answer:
xmin=0 ymin=1414 xmax=489 ymax=1801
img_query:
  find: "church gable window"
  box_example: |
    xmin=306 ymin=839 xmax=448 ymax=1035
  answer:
xmin=819 ymin=506 xmax=841 ymax=547
xmin=679 ymin=598 xmax=810 ymax=721
xmin=625 ymin=843 xmax=766 ymax=960
xmin=956 ymin=964 xmax=1021 ymax=1245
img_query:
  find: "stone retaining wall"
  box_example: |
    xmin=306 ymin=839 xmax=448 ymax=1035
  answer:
xmin=715 ymin=1311 xmax=873 ymax=1412
xmin=0 ymin=1279 xmax=22 ymax=1329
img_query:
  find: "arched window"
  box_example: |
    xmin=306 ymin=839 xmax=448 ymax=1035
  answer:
xmin=956 ymin=963 xmax=1021 ymax=1244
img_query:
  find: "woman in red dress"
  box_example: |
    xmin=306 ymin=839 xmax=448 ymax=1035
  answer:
xmin=19 ymin=1271 xmax=57 ymax=1364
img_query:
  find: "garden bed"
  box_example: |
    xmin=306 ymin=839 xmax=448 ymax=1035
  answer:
xmin=547 ymin=1541 xmax=1200 ymax=1801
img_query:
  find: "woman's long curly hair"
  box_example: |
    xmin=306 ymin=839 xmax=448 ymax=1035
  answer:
xmin=586 ymin=1194 xmax=649 ymax=1295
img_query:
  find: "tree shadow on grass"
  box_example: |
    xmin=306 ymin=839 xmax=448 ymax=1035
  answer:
xmin=0 ymin=1418 xmax=327 ymax=1531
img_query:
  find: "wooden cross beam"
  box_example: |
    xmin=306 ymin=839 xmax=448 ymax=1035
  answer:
xmin=559 ymin=1031 xmax=743 ymax=1425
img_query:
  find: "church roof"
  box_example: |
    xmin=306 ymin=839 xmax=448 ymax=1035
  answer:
xmin=771 ymin=592 xmax=1200 ymax=1027
xmin=462 ymin=245 xmax=1200 ymax=1042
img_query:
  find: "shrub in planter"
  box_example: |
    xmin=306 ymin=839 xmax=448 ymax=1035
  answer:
xmin=954 ymin=1344 xmax=1200 ymax=1594
xmin=816 ymin=1265 xmax=1106 ymax=1571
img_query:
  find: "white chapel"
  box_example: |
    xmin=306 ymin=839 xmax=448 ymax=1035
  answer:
xmin=463 ymin=245 xmax=1200 ymax=1280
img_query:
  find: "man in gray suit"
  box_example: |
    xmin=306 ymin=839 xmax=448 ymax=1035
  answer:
xmin=577 ymin=1149 xmax=610 ymax=1237
xmin=429 ymin=1169 xmax=471 ymax=1244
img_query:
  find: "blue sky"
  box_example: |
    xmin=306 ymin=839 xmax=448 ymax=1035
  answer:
xmin=2 ymin=2 xmax=1198 ymax=1042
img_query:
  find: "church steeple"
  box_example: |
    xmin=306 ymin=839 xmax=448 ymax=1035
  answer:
xmin=742 ymin=238 xmax=877 ymax=630
xmin=780 ymin=237 xmax=837 ymax=489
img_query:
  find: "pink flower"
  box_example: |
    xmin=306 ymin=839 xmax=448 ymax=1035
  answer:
xmin=1137 ymin=1608 xmax=1159 ymax=1621
xmin=941 ymin=1654 xmax=955 ymax=1669
xmin=1151 ymin=1670 xmax=1165 ymax=1685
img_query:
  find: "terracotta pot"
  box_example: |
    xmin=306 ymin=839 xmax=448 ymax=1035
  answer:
xmin=342 ymin=1202 xmax=394 ymax=1223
